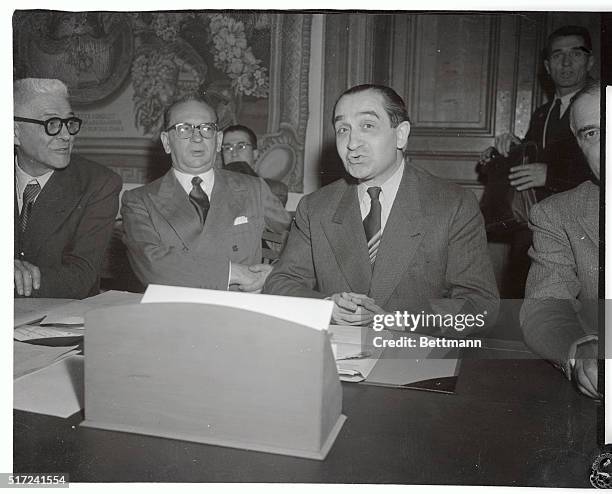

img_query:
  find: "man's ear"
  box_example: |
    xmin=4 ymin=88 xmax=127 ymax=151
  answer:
xmin=396 ymin=121 xmax=411 ymax=149
xmin=587 ymin=54 xmax=594 ymax=73
xmin=216 ymin=131 xmax=224 ymax=152
xmin=253 ymin=148 xmax=260 ymax=161
xmin=160 ymin=132 xmax=171 ymax=154
xmin=14 ymin=123 xmax=21 ymax=147
xmin=544 ymin=59 xmax=551 ymax=76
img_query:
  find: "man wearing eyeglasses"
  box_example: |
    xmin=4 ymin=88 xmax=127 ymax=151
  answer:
xmin=13 ymin=78 xmax=122 ymax=298
xmin=121 ymin=94 xmax=291 ymax=292
xmin=221 ymin=124 xmax=289 ymax=207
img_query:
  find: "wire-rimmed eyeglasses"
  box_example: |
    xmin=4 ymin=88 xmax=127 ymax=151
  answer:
xmin=221 ymin=142 xmax=253 ymax=153
xmin=14 ymin=116 xmax=83 ymax=136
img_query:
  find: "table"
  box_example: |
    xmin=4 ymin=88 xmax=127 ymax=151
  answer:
xmin=13 ymin=337 xmax=601 ymax=487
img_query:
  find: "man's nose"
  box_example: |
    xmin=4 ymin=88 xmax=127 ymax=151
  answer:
xmin=561 ymin=53 xmax=572 ymax=66
xmin=231 ymin=145 xmax=239 ymax=156
xmin=56 ymin=123 xmax=72 ymax=141
xmin=190 ymin=132 xmax=204 ymax=143
xmin=347 ymin=130 xmax=362 ymax=150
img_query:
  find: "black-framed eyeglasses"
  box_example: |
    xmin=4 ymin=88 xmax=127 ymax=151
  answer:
xmin=14 ymin=116 xmax=83 ymax=136
xmin=166 ymin=122 xmax=218 ymax=140
xmin=221 ymin=142 xmax=253 ymax=153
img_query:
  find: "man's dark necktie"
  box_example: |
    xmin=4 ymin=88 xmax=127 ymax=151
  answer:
xmin=19 ymin=181 xmax=41 ymax=233
xmin=189 ymin=176 xmax=210 ymax=225
xmin=544 ymin=98 xmax=562 ymax=149
xmin=363 ymin=186 xmax=382 ymax=264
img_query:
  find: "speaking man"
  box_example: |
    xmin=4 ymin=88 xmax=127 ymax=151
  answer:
xmin=264 ymin=84 xmax=499 ymax=332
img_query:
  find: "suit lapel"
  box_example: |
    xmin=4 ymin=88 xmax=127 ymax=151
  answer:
xmin=153 ymin=171 xmax=203 ymax=246
xmin=321 ymin=182 xmax=372 ymax=294
xmin=369 ymin=166 xmax=424 ymax=306
xmin=23 ymin=167 xmax=81 ymax=258
xmin=200 ymin=170 xmax=243 ymax=241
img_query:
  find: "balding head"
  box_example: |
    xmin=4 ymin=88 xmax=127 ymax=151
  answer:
xmin=570 ymin=80 xmax=601 ymax=180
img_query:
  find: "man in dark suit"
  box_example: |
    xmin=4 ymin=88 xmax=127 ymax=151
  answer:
xmin=121 ymin=94 xmax=291 ymax=292
xmin=264 ymin=84 xmax=499 ymax=331
xmin=14 ymin=78 xmax=122 ymax=299
xmin=482 ymin=25 xmax=595 ymax=296
xmin=521 ymin=81 xmax=600 ymax=399
xmin=221 ymin=124 xmax=289 ymax=207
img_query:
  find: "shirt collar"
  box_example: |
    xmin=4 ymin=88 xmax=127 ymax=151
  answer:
xmin=14 ymin=156 xmax=54 ymax=196
xmin=554 ymin=89 xmax=581 ymax=117
xmin=173 ymin=167 xmax=215 ymax=197
xmin=357 ymin=159 xmax=405 ymax=200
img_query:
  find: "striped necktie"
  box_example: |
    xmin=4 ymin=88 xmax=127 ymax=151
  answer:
xmin=363 ymin=186 xmax=382 ymax=265
xmin=189 ymin=176 xmax=210 ymax=225
xmin=19 ymin=181 xmax=41 ymax=233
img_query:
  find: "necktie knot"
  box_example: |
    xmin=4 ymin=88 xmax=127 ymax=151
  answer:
xmin=367 ymin=186 xmax=381 ymax=201
xmin=189 ymin=175 xmax=210 ymax=225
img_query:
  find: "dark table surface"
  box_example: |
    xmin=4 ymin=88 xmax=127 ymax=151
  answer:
xmin=13 ymin=339 xmax=601 ymax=486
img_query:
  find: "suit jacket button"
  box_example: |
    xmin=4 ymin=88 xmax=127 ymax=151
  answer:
xmin=233 ymin=245 xmax=238 ymax=252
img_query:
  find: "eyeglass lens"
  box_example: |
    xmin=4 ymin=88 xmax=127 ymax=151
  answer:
xmin=175 ymin=123 xmax=217 ymax=139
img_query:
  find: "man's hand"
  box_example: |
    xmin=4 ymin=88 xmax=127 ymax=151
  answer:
xmin=494 ymin=133 xmax=521 ymax=157
xmin=239 ymin=264 xmax=273 ymax=293
xmin=14 ymin=259 xmax=41 ymax=297
xmin=330 ymin=292 xmax=376 ymax=326
xmin=573 ymin=340 xmax=601 ymax=399
xmin=508 ymin=163 xmax=547 ymax=191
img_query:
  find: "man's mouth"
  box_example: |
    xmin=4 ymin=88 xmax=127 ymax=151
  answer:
xmin=347 ymin=154 xmax=365 ymax=164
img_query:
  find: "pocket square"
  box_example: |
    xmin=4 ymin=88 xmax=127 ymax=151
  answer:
xmin=233 ymin=216 xmax=249 ymax=226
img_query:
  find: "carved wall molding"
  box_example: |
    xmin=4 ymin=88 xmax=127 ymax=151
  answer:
xmin=259 ymin=13 xmax=312 ymax=192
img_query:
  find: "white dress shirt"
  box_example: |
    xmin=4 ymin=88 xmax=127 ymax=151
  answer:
xmin=15 ymin=158 xmax=54 ymax=213
xmin=173 ymin=167 xmax=215 ymax=198
xmin=357 ymin=160 xmax=404 ymax=234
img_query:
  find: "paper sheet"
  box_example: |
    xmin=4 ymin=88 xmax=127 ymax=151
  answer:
xmin=14 ymin=341 xmax=80 ymax=379
xmin=328 ymin=325 xmax=460 ymax=387
xmin=41 ymin=290 xmax=142 ymax=325
xmin=14 ymin=298 xmax=74 ymax=328
xmin=329 ymin=325 xmax=382 ymax=382
xmin=141 ymin=284 xmax=333 ymax=330
xmin=14 ymin=325 xmax=84 ymax=342
xmin=14 ymin=355 xmax=84 ymax=418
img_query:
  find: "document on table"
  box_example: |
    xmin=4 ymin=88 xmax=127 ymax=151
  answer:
xmin=328 ymin=325 xmax=460 ymax=390
xmin=329 ymin=325 xmax=382 ymax=382
xmin=14 ymin=298 xmax=74 ymax=328
xmin=14 ymin=341 xmax=80 ymax=379
xmin=14 ymin=324 xmax=84 ymax=342
xmin=142 ymin=284 xmax=333 ymax=330
xmin=14 ymin=355 xmax=84 ymax=418
xmin=41 ymin=290 xmax=143 ymax=325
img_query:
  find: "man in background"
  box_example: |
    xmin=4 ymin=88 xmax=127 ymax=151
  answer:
xmin=121 ymin=94 xmax=291 ymax=292
xmin=14 ymin=78 xmax=121 ymax=299
xmin=222 ymin=124 xmax=289 ymax=207
xmin=264 ymin=84 xmax=498 ymax=331
xmin=482 ymin=25 xmax=596 ymax=297
xmin=520 ymin=81 xmax=600 ymax=399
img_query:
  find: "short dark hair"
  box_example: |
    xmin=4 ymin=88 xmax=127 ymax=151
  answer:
xmin=223 ymin=124 xmax=258 ymax=149
xmin=332 ymin=84 xmax=410 ymax=128
xmin=162 ymin=92 xmax=218 ymax=131
xmin=545 ymin=25 xmax=592 ymax=60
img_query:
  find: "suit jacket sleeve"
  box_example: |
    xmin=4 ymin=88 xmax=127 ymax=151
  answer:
xmin=430 ymin=189 xmax=500 ymax=332
xmin=35 ymin=172 xmax=122 ymax=298
xmin=121 ymin=190 xmax=231 ymax=290
xmin=263 ymin=194 xmax=325 ymax=299
xmin=520 ymin=201 xmax=587 ymax=374
xmin=260 ymin=178 xmax=292 ymax=233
